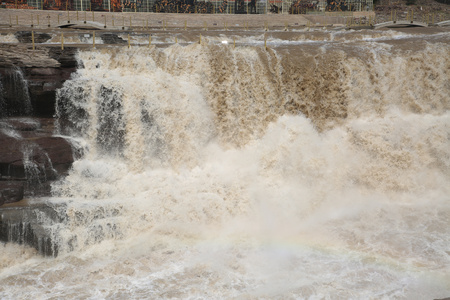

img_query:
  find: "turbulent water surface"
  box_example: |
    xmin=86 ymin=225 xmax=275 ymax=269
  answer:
xmin=1 ymin=28 xmax=450 ymax=299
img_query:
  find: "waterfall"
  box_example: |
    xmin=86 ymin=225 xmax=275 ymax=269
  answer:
xmin=21 ymin=142 xmax=57 ymax=196
xmin=1 ymin=29 xmax=450 ymax=299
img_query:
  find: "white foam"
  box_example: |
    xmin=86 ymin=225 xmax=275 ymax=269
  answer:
xmin=1 ymin=32 xmax=449 ymax=299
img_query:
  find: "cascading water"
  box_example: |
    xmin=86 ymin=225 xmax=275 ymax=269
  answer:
xmin=0 ymin=67 xmax=32 ymax=117
xmin=1 ymin=29 xmax=449 ymax=299
xmin=21 ymin=142 xmax=58 ymax=195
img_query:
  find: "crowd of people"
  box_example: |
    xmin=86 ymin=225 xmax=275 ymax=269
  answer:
xmin=152 ymin=0 xmax=215 ymax=13
xmin=2 ymin=0 xmax=260 ymax=14
xmin=3 ymin=3 xmax=37 ymax=9
xmin=2 ymin=0 xmax=41 ymax=9
xmin=122 ymin=0 xmax=142 ymax=10
xmin=151 ymin=0 xmax=257 ymax=14
xmin=1 ymin=0 xmax=377 ymax=14
xmin=289 ymin=0 xmax=318 ymax=14
xmin=326 ymin=0 xmax=354 ymax=11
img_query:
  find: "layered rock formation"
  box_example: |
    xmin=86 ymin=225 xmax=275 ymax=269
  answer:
xmin=0 ymin=118 xmax=77 ymax=200
xmin=0 ymin=42 xmax=77 ymax=117
xmin=0 ymin=41 xmax=78 ymax=205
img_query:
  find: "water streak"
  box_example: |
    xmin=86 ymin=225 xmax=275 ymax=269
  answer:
xmin=0 ymin=67 xmax=32 ymax=116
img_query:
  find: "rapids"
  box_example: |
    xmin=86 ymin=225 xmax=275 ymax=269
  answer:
xmin=1 ymin=28 xmax=449 ymax=299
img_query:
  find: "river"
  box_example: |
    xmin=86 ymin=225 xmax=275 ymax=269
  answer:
xmin=1 ymin=27 xmax=449 ymax=299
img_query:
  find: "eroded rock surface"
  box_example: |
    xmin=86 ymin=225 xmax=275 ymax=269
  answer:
xmin=0 ymin=118 xmax=76 ymax=202
xmin=0 ymin=182 xmax=24 ymax=206
xmin=0 ymin=42 xmax=79 ymax=205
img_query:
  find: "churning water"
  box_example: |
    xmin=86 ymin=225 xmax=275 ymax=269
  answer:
xmin=1 ymin=29 xmax=449 ymax=299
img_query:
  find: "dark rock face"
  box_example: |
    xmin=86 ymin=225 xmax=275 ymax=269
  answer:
xmin=0 ymin=67 xmax=32 ymax=117
xmin=0 ymin=128 xmax=24 ymax=179
xmin=24 ymin=66 xmax=77 ymax=117
xmin=0 ymin=42 xmax=79 ymax=256
xmin=48 ymin=47 xmax=78 ymax=69
xmin=0 ymin=43 xmax=77 ymax=117
xmin=0 ymin=118 xmax=77 ymax=202
xmin=0 ymin=182 xmax=24 ymax=206
xmin=24 ymin=48 xmax=77 ymax=116
xmin=101 ymin=33 xmax=127 ymax=44
xmin=34 ymin=136 xmax=75 ymax=175
xmin=14 ymin=31 xmax=52 ymax=44
xmin=0 ymin=201 xmax=65 ymax=256
xmin=0 ymin=42 xmax=79 ymax=203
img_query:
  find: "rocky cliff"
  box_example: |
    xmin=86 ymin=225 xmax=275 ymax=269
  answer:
xmin=0 ymin=39 xmax=78 ymax=205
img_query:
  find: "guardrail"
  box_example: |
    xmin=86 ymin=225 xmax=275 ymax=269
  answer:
xmin=377 ymin=8 xmax=449 ymax=25
xmin=1 ymin=29 xmax=275 ymax=51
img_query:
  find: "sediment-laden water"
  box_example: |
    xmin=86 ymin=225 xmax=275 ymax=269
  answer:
xmin=1 ymin=28 xmax=449 ymax=299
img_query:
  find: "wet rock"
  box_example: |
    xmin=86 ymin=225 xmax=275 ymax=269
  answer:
xmin=0 ymin=182 xmax=24 ymax=205
xmin=0 ymin=201 xmax=65 ymax=256
xmin=0 ymin=118 xmax=75 ymax=200
xmin=1 ymin=118 xmax=41 ymax=131
xmin=0 ymin=42 xmax=79 ymax=201
xmin=14 ymin=31 xmax=52 ymax=44
xmin=0 ymin=132 xmax=25 ymax=179
xmin=29 ymin=67 xmax=60 ymax=77
xmin=33 ymin=136 xmax=75 ymax=177
xmin=0 ymin=44 xmax=77 ymax=117
xmin=0 ymin=45 xmax=60 ymax=69
xmin=101 ymin=33 xmax=127 ymax=44
xmin=48 ymin=47 xmax=78 ymax=69
xmin=0 ymin=67 xmax=32 ymax=117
